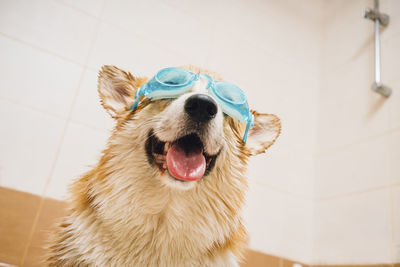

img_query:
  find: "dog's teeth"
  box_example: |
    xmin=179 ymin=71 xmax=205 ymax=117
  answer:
xmin=162 ymin=163 xmax=167 ymax=169
xmin=164 ymin=143 xmax=170 ymax=154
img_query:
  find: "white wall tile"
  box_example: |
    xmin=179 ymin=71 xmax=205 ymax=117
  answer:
xmin=382 ymin=39 xmax=400 ymax=134
xmin=321 ymin=0 xmax=373 ymax=72
xmin=381 ymin=33 xmax=400 ymax=85
xmin=314 ymin=0 xmax=399 ymax=264
xmin=56 ymin=0 xmax=105 ymax=17
xmin=0 ymin=100 xmax=65 ymax=195
xmin=101 ymin=0 xmax=212 ymax=66
xmin=208 ymin=33 xmax=318 ymax=155
xmin=381 ymin=36 xmax=400 ymax=133
xmin=318 ymin=46 xmax=374 ymax=107
xmin=70 ymin=69 xmax=114 ymax=131
xmin=248 ymin=147 xmax=314 ymax=198
xmin=318 ymin=0 xmax=398 ymax=152
xmin=45 ymin=121 xmax=109 ymax=200
xmin=160 ymin=0 xmax=223 ymax=25
xmin=322 ymin=0 xmax=351 ymax=25
xmin=393 ymin=186 xmax=400 ymax=246
xmin=380 ymin=0 xmax=400 ymax=42
xmin=0 ymin=0 xmax=97 ymax=64
xmin=206 ymin=26 xmax=318 ymax=198
xmin=394 ymin=245 xmax=400 ymax=263
xmin=88 ymin=21 xmax=189 ymax=77
xmin=381 ymin=36 xmax=400 ymax=131
xmin=211 ymin=0 xmax=322 ymax=75
xmin=0 ymin=35 xmax=83 ymax=118
xmin=391 ymin=130 xmax=400 ymax=188
xmin=244 ymin=180 xmax=313 ymax=264
xmin=317 ymin=53 xmax=390 ymax=153
xmin=313 ymin=190 xmax=393 ymax=264
xmin=315 ymin=132 xmax=396 ymax=199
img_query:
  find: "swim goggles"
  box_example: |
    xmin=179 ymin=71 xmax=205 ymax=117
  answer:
xmin=129 ymin=67 xmax=254 ymax=142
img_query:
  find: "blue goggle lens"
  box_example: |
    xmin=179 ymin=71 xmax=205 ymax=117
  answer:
xmin=155 ymin=67 xmax=194 ymax=87
xmin=130 ymin=68 xmax=254 ymax=142
xmin=213 ymin=82 xmax=246 ymax=105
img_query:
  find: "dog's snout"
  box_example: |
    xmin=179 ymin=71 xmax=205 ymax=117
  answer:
xmin=184 ymin=94 xmax=217 ymax=123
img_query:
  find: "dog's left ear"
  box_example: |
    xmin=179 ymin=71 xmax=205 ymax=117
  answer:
xmin=245 ymin=112 xmax=281 ymax=156
xmin=98 ymin=65 xmax=143 ymax=118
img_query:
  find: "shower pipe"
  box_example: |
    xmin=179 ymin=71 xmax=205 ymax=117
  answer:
xmin=363 ymin=0 xmax=392 ymax=97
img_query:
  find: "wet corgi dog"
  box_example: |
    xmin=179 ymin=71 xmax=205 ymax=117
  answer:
xmin=47 ymin=65 xmax=280 ymax=266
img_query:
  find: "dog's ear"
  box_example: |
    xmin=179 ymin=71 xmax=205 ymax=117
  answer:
xmin=98 ymin=65 xmax=141 ymax=118
xmin=245 ymin=112 xmax=281 ymax=156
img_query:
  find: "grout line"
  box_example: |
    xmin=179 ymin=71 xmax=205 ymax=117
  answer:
xmin=78 ymin=6 xmax=232 ymax=74
xmin=0 ymin=31 xmax=85 ymax=68
xmin=160 ymin=0 xmax=211 ymax=24
xmin=158 ymin=0 xmax=222 ymax=69
xmin=0 ymin=2 xmax=101 ymax=76
xmin=99 ymin=19 xmax=188 ymax=69
xmin=0 ymin=97 xmax=69 ymax=121
xmin=314 ymin=183 xmax=400 ymax=202
xmin=314 ymin=126 xmax=400 ymax=157
xmin=320 ymin=29 xmax=400 ymax=88
xmin=39 ymin=0 xmax=105 ymax=206
xmin=53 ymin=0 xmax=101 ymax=19
xmin=18 ymin=74 xmax=83 ymax=266
xmin=239 ymin=31 xmax=321 ymax=78
xmin=19 ymin=193 xmax=46 ymax=266
xmin=249 ymin=178 xmax=314 ymax=202
xmin=391 ymin=188 xmax=395 ymax=263
xmin=69 ymin=118 xmax=113 ymax=134
xmin=19 ymin=1 xmax=106 ymax=264
xmin=49 ymin=1 xmax=191 ymax=72
xmin=0 ymin=97 xmax=112 ymax=135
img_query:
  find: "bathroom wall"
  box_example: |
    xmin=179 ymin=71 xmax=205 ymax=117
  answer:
xmin=4 ymin=0 xmax=398 ymax=265
xmin=0 ymin=0 xmax=322 ymax=265
xmin=314 ymin=0 xmax=400 ymax=264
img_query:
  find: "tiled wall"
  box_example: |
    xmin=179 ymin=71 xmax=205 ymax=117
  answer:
xmin=0 ymin=0 xmax=322 ymax=264
xmin=314 ymin=0 xmax=400 ymax=264
xmin=2 ymin=0 xmax=398 ymax=265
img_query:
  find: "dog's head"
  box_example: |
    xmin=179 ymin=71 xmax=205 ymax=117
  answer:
xmin=97 ymin=65 xmax=280 ymax=191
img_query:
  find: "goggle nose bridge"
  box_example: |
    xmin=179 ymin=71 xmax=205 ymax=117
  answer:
xmin=129 ymin=68 xmax=254 ymax=142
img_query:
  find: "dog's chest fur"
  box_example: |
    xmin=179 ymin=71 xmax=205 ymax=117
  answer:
xmin=48 ymin=151 xmax=247 ymax=266
xmin=72 ymin=196 xmax=235 ymax=265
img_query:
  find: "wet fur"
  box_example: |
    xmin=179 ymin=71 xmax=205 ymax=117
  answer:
xmin=46 ymin=66 xmax=280 ymax=266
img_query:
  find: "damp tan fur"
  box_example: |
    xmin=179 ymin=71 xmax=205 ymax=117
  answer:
xmin=46 ymin=65 xmax=281 ymax=266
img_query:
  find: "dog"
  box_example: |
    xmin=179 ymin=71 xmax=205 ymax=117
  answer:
xmin=47 ymin=65 xmax=281 ymax=266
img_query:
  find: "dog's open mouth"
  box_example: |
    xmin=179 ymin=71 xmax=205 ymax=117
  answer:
xmin=146 ymin=131 xmax=218 ymax=182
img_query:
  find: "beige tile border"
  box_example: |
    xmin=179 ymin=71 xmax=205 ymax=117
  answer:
xmin=0 ymin=186 xmax=398 ymax=267
xmin=0 ymin=187 xmax=41 ymax=265
xmin=312 ymin=265 xmax=393 ymax=267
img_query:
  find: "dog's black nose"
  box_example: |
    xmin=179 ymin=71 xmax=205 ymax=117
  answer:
xmin=184 ymin=94 xmax=217 ymax=123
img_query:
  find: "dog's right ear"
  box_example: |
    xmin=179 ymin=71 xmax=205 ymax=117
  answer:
xmin=98 ymin=65 xmax=144 ymax=118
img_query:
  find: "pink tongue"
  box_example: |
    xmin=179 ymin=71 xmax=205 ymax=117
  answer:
xmin=166 ymin=143 xmax=206 ymax=181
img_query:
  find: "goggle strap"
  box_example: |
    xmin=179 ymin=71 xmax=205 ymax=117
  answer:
xmin=128 ymin=70 xmax=254 ymax=144
xmin=129 ymin=85 xmax=145 ymax=111
xmin=243 ymin=120 xmax=251 ymax=143
xmin=129 ymin=99 xmax=139 ymax=111
xmin=242 ymin=113 xmax=254 ymax=143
